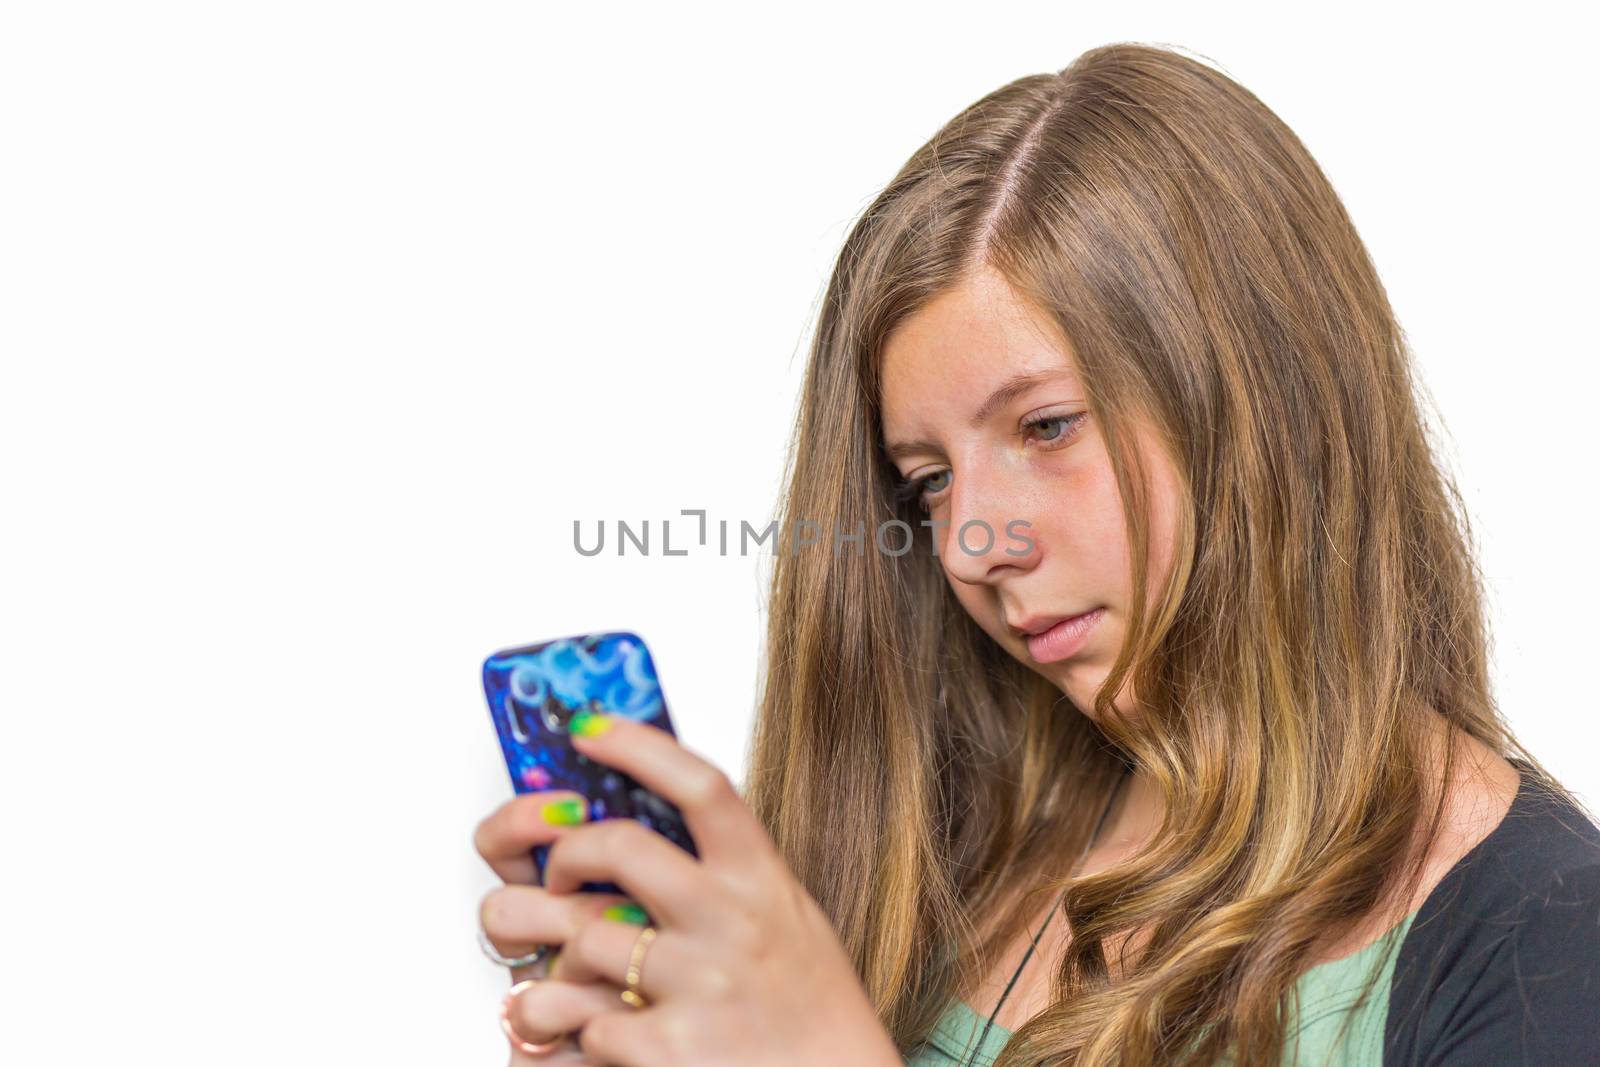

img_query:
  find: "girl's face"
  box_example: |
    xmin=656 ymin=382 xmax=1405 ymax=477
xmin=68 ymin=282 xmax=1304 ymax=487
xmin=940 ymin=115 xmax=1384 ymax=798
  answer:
xmin=878 ymin=265 xmax=1182 ymax=721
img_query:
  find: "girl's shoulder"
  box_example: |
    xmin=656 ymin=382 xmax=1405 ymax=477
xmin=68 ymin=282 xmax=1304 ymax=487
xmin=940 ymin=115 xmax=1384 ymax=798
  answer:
xmin=1386 ymin=759 xmax=1600 ymax=1063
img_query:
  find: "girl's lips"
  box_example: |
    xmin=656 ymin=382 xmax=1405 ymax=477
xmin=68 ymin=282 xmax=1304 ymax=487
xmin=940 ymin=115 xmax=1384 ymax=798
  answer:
xmin=1023 ymin=607 xmax=1105 ymax=663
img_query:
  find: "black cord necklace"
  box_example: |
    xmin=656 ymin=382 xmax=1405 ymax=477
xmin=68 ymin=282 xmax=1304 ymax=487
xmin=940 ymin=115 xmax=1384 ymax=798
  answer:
xmin=962 ymin=766 xmax=1131 ymax=1067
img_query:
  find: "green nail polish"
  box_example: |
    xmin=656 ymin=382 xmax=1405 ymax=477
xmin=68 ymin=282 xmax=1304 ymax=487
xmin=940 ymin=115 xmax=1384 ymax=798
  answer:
xmin=603 ymin=903 xmax=649 ymax=925
xmin=540 ymin=797 xmax=587 ymax=826
xmin=568 ymin=710 xmax=614 ymax=738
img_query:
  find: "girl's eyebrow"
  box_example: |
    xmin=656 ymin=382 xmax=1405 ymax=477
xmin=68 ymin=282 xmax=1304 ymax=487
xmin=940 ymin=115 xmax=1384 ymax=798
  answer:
xmin=968 ymin=368 xmax=1077 ymax=425
xmin=883 ymin=368 xmax=1079 ymax=461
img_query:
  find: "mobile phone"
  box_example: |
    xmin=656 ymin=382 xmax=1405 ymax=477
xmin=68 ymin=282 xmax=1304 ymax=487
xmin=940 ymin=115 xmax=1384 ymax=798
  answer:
xmin=481 ymin=630 xmax=699 ymax=897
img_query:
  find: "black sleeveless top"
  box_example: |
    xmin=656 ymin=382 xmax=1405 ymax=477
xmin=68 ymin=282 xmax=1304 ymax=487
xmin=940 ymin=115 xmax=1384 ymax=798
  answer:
xmin=1384 ymin=757 xmax=1600 ymax=1063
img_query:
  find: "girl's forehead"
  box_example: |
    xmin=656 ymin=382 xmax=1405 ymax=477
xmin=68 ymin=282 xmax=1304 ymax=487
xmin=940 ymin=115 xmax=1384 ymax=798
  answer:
xmin=879 ymin=275 xmax=1083 ymax=393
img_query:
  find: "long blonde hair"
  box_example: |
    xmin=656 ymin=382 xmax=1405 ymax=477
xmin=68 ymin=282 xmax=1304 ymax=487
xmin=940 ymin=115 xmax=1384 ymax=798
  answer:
xmin=741 ymin=42 xmax=1585 ymax=1066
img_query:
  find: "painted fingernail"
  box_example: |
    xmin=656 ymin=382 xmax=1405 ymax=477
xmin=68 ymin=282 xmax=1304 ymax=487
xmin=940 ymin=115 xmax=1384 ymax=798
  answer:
xmin=568 ymin=710 xmax=614 ymax=737
xmin=540 ymin=797 xmax=587 ymax=826
xmin=603 ymin=902 xmax=649 ymax=925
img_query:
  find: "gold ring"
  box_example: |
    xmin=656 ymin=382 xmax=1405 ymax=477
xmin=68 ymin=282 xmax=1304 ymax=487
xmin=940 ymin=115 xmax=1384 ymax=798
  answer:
xmin=620 ymin=925 xmax=657 ymax=1009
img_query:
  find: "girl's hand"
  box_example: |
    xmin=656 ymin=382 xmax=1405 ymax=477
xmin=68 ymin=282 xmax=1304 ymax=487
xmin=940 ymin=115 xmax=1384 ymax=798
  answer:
xmin=476 ymin=788 xmax=632 ymax=1065
xmin=481 ymin=711 xmax=903 ymax=1067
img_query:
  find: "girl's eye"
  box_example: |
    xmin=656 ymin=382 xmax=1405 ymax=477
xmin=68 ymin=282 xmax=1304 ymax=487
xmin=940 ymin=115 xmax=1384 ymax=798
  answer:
xmin=1025 ymin=411 xmax=1088 ymax=445
xmin=892 ymin=467 xmax=951 ymax=510
xmin=888 ymin=412 xmax=1085 ymax=512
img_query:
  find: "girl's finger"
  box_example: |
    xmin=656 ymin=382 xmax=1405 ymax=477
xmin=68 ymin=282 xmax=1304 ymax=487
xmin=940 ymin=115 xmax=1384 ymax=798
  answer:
xmin=562 ymin=1000 xmax=694 ymax=1067
xmin=567 ymin=714 xmax=779 ymax=876
xmin=504 ymin=977 xmax=633 ymax=1066
xmin=473 ymin=791 xmax=591 ymax=884
xmin=546 ymin=915 xmax=696 ymax=1006
xmin=543 ymin=817 xmax=705 ymax=929
xmin=479 ymin=883 xmax=645 ymax=967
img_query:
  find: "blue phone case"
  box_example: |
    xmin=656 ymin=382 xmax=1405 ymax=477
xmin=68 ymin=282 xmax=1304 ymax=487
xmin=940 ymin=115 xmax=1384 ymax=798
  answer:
xmin=482 ymin=630 xmax=699 ymax=898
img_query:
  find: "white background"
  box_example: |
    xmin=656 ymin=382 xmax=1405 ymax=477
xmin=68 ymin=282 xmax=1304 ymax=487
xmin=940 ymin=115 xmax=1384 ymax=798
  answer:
xmin=2 ymin=2 xmax=1594 ymax=1063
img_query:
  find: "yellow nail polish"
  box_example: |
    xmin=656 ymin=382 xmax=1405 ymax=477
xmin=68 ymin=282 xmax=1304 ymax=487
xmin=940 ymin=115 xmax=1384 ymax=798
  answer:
xmin=540 ymin=797 xmax=587 ymax=826
xmin=603 ymin=902 xmax=649 ymax=925
xmin=568 ymin=710 xmax=614 ymax=738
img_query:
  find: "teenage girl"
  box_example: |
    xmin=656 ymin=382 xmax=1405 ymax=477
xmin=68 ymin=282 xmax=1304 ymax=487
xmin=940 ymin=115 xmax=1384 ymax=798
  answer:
xmin=475 ymin=42 xmax=1600 ymax=1066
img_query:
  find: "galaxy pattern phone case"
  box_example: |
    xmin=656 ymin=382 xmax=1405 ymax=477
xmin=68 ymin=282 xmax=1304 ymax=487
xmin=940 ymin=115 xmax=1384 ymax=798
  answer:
xmin=482 ymin=630 xmax=698 ymax=896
